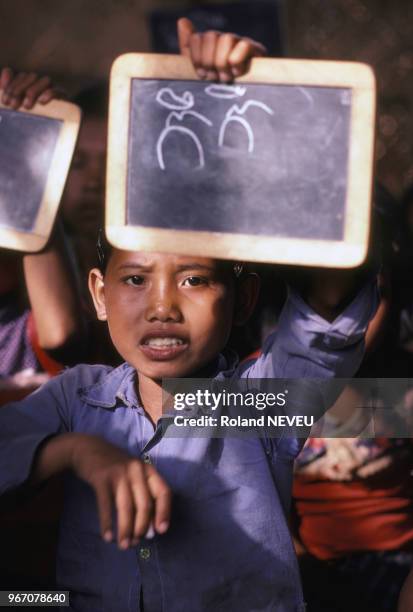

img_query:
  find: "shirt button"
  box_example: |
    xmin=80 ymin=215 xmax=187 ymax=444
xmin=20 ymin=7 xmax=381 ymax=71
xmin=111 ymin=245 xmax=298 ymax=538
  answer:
xmin=142 ymin=454 xmax=151 ymax=464
xmin=139 ymin=547 xmax=151 ymax=560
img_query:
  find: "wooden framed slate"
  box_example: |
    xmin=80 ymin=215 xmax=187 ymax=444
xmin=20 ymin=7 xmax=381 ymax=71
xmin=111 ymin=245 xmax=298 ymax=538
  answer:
xmin=106 ymin=54 xmax=375 ymax=267
xmin=0 ymin=98 xmax=81 ymax=252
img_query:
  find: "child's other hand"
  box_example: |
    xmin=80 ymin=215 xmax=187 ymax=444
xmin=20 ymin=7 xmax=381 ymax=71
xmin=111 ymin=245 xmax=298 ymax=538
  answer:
xmin=296 ymin=439 xmax=369 ymax=482
xmin=72 ymin=435 xmax=171 ymax=549
xmin=0 ymin=67 xmax=63 ymax=110
xmin=177 ymin=17 xmax=266 ymax=82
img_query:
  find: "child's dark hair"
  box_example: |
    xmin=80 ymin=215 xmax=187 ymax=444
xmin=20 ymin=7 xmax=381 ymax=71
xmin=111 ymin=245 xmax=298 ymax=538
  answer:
xmin=96 ymin=229 xmax=112 ymax=272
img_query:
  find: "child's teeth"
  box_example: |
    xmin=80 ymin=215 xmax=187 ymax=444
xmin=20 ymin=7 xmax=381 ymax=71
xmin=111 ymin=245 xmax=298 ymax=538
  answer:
xmin=146 ymin=338 xmax=183 ymax=347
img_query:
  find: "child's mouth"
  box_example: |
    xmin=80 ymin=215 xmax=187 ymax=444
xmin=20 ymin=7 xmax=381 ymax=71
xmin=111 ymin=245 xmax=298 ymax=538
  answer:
xmin=140 ymin=336 xmax=188 ymax=361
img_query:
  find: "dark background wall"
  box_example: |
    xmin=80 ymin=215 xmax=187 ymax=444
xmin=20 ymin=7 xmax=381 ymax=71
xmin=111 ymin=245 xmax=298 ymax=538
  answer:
xmin=287 ymin=0 xmax=413 ymax=196
xmin=0 ymin=0 xmax=411 ymax=195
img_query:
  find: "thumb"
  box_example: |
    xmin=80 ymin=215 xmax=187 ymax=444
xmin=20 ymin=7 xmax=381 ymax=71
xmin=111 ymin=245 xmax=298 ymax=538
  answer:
xmin=177 ymin=17 xmax=195 ymax=57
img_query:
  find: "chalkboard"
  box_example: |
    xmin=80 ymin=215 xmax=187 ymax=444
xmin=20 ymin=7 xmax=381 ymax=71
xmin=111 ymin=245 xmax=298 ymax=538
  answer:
xmin=149 ymin=0 xmax=284 ymax=57
xmin=0 ymin=99 xmax=81 ymax=252
xmin=107 ymin=55 xmax=376 ymax=268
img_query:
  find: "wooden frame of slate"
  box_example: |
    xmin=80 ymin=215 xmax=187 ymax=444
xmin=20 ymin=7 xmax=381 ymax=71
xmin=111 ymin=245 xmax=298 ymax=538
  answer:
xmin=0 ymin=97 xmax=80 ymax=252
xmin=107 ymin=54 xmax=375 ymax=267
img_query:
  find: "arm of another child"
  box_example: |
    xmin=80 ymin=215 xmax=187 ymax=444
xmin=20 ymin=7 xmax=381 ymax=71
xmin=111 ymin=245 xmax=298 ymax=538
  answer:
xmin=1 ymin=68 xmax=86 ymax=362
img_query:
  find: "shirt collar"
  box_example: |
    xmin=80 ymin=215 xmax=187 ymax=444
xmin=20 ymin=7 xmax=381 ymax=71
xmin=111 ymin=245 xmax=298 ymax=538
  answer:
xmin=78 ymin=349 xmax=239 ymax=410
xmin=78 ymin=362 xmax=137 ymax=409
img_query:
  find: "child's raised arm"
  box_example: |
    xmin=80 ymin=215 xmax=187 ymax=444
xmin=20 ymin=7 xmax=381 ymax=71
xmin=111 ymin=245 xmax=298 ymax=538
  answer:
xmin=177 ymin=17 xmax=266 ymax=82
xmin=1 ymin=68 xmax=86 ymax=363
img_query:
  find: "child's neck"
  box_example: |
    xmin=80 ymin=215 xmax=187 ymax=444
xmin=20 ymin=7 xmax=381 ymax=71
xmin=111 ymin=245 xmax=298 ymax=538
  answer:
xmin=136 ymin=373 xmax=164 ymax=425
xmin=135 ymin=357 xmax=222 ymax=425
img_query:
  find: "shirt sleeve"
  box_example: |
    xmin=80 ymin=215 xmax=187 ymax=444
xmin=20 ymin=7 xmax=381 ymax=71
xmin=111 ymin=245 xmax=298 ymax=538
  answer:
xmin=0 ymin=372 xmax=72 ymax=495
xmin=236 ymin=279 xmax=379 ymax=471
xmin=239 ymin=278 xmax=379 ymax=379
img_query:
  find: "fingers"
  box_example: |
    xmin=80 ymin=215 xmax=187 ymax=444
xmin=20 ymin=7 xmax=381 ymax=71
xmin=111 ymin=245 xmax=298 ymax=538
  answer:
xmin=200 ymin=31 xmax=220 ymax=81
xmin=215 ymin=33 xmax=239 ymax=82
xmin=95 ymin=460 xmax=171 ymax=550
xmin=0 ymin=70 xmax=56 ymax=110
xmin=0 ymin=67 xmax=13 ymax=93
xmin=177 ymin=17 xmax=195 ymax=58
xmin=177 ymin=18 xmax=267 ymax=82
xmin=95 ymin=481 xmax=114 ymax=543
xmin=228 ymin=39 xmax=267 ymax=78
xmin=129 ymin=462 xmax=154 ymax=545
xmin=356 ymin=455 xmax=392 ymax=478
xmin=145 ymin=463 xmax=171 ymax=535
xmin=189 ymin=33 xmax=203 ymax=78
xmin=115 ymin=477 xmax=135 ymax=549
xmin=21 ymin=76 xmax=52 ymax=109
xmin=2 ymin=71 xmax=31 ymax=108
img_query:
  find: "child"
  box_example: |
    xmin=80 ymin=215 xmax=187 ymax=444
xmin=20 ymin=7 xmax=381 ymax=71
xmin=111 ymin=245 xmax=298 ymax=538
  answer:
xmin=0 ymin=19 xmax=377 ymax=612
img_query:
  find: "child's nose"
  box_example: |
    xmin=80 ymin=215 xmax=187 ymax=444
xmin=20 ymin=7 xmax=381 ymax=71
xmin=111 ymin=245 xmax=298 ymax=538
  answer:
xmin=145 ymin=284 xmax=183 ymax=323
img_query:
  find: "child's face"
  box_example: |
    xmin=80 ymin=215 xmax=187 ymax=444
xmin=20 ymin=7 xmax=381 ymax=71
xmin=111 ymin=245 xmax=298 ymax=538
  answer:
xmin=61 ymin=116 xmax=106 ymax=236
xmin=89 ymin=249 xmax=236 ymax=380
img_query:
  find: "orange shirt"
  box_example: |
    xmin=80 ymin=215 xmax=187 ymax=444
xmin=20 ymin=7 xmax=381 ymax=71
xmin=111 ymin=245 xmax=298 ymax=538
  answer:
xmin=294 ymin=461 xmax=413 ymax=559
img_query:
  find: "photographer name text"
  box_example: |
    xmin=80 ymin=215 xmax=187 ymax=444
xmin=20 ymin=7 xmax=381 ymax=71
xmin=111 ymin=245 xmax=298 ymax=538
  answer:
xmin=173 ymin=414 xmax=314 ymax=428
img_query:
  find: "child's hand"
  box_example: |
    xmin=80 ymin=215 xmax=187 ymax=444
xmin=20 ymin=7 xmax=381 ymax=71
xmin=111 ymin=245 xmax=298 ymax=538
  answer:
xmin=71 ymin=435 xmax=171 ymax=549
xmin=295 ymin=439 xmax=369 ymax=482
xmin=0 ymin=67 xmax=62 ymax=110
xmin=177 ymin=17 xmax=266 ymax=82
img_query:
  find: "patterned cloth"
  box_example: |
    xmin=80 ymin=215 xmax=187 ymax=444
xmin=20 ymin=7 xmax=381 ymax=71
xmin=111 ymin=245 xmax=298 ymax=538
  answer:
xmin=0 ymin=293 xmax=40 ymax=378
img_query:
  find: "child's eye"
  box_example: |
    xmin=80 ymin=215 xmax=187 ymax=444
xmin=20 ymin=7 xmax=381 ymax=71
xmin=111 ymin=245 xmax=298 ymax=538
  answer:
xmin=125 ymin=275 xmax=145 ymax=287
xmin=182 ymin=276 xmax=207 ymax=287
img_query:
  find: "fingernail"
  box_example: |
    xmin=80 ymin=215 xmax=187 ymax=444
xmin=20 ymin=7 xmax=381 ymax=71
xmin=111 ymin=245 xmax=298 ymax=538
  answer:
xmin=219 ymin=72 xmax=232 ymax=83
xmin=103 ymin=530 xmax=113 ymax=543
xmin=145 ymin=525 xmax=155 ymax=539
xmin=197 ymin=68 xmax=207 ymax=79
xmin=23 ymin=97 xmax=31 ymax=108
xmin=39 ymin=94 xmax=48 ymax=104
xmin=119 ymin=538 xmax=130 ymax=549
xmin=206 ymin=71 xmax=218 ymax=81
xmin=157 ymin=521 xmax=169 ymax=534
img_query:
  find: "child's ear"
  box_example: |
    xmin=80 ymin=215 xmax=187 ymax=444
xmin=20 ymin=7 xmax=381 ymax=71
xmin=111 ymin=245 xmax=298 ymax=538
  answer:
xmin=88 ymin=268 xmax=107 ymax=321
xmin=233 ymin=273 xmax=260 ymax=326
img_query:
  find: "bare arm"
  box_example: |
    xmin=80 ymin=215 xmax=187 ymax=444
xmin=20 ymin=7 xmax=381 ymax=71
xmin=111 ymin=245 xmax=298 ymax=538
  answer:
xmin=23 ymin=221 xmax=85 ymax=353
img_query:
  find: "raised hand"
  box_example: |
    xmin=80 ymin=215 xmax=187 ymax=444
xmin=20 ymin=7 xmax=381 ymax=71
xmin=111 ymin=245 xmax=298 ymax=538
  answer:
xmin=0 ymin=67 xmax=63 ymax=110
xmin=177 ymin=17 xmax=266 ymax=82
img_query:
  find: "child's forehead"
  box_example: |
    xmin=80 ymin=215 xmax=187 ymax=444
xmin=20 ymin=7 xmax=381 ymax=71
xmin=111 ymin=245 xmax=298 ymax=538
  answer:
xmin=109 ymin=248 xmax=225 ymax=272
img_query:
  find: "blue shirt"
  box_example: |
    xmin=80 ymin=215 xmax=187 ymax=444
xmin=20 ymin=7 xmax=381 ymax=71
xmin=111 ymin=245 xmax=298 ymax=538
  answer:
xmin=0 ymin=283 xmax=377 ymax=612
